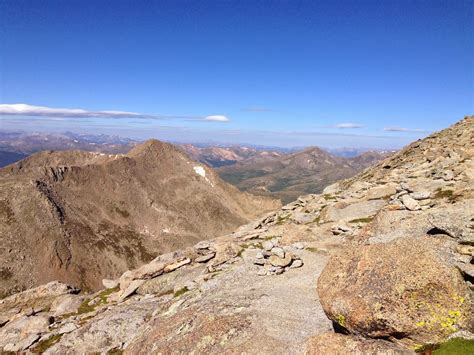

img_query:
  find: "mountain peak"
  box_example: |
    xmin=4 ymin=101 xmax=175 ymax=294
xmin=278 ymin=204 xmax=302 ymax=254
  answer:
xmin=126 ymin=139 xmax=177 ymax=158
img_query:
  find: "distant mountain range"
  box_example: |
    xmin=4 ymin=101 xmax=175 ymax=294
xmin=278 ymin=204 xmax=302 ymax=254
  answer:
xmin=0 ymin=131 xmax=392 ymax=204
xmin=217 ymin=147 xmax=390 ymax=203
xmin=0 ymin=131 xmax=136 ymax=157
xmin=178 ymin=144 xmax=283 ymax=167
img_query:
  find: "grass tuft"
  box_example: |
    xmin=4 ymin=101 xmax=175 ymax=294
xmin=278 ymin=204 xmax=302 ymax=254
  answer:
xmin=433 ymin=189 xmax=454 ymax=201
xmin=349 ymin=217 xmax=374 ymax=224
xmin=415 ymin=338 xmax=474 ymax=354
xmin=173 ymin=286 xmax=189 ymax=298
xmin=31 ymin=334 xmax=63 ymax=353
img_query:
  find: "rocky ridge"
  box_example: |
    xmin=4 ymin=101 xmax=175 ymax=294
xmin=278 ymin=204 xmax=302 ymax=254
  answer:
xmin=0 ymin=139 xmax=279 ymax=297
xmin=0 ymin=116 xmax=473 ymax=353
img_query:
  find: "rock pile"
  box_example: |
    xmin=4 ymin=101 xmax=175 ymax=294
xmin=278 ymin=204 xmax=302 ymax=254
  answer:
xmin=253 ymin=240 xmax=304 ymax=276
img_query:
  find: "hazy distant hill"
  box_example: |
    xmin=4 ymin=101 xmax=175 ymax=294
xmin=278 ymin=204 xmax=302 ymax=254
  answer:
xmin=178 ymin=144 xmax=282 ymax=167
xmin=0 ymin=131 xmax=136 ymax=158
xmin=0 ymin=150 xmax=27 ymax=167
xmin=217 ymin=147 xmax=389 ymax=203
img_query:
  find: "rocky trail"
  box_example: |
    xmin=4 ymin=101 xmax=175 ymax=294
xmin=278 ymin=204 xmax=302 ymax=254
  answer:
xmin=0 ymin=205 xmax=341 ymax=353
xmin=0 ymin=116 xmax=473 ymax=353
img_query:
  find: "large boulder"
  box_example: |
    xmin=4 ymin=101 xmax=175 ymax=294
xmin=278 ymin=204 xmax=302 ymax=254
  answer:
xmin=317 ymin=237 xmax=471 ymax=345
xmin=50 ymin=294 xmax=84 ymax=316
xmin=0 ymin=314 xmax=52 ymax=350
xmin=0 ymin=281 xmax=78 ymax=317
xmin=319 ymin=200 xmax=386 ymax=223
xmin=366 ymin=184 xmax=397 ymax=200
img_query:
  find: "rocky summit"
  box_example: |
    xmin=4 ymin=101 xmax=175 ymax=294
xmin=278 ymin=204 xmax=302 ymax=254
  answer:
xmin=0 ymin=139 xmax=279 ymax=297
xmin=0 ymin=116 xmax=473 ymax=353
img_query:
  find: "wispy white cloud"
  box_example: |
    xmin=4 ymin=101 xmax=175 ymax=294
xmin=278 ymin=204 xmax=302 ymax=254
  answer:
xmin=0 ymin=103 xmax=153 ymax=119
xmin=203 ymin=115 xmax=230 ymax=122
xmin=383 ymin=126 xmax=427 ymax=133
xmin=0 ymin=103 xmax=230 ymax=122
xmin=333 ymin=123 xmax=365 ymax=129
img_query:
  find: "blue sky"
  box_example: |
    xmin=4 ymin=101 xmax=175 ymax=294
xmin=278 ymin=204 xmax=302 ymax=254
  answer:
xmin=0 ymin=0 xmax=472 ymax=148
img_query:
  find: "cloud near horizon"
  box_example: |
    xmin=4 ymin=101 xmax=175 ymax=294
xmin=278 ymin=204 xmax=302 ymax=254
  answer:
xmin=383 ymin=126 xmax=427 ymax=133
xmin=333 ymin=123 xmax=365 ymax=129
xmin=0 ymin=104 xmax=230 ymax=122
xmin=203 ymin=115 xmax=230 ymax=122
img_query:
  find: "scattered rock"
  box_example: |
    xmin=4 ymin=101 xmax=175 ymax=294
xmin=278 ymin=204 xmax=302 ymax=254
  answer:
xmin=137 ymin=264 xmax=204 ymax=296
xmin=322 ymin=182 xmax=340 ymax=195
xmin=291 ymin=212 xmax=315 ymax=224
xmin=262 ymin=241 xmax=274 ymax=251
xmin=270 ymin=247 xmax=285 ymax=258
xmin=194 ymin=240 xmax=211 ymax=250
xmin=399 ymin=182 xmax=413 ymax=192
xmin=366 ymin=184 xmax=396 ymax=200
xmin=3 ymin=334 xmax=40 ymax=352
xmin=269 ymin=254 xmax=292 ymax=268
xmin=443 ymin=170 xmax=454 ymax=181
xmin=210 ymin=242 xmax=242 ymax=267
xmin=428 ymin=212 xmax=465 ymax=239
xmin=0 ymin=281 xmax=78 ymax=313
xmin=102 ymin=279 xmax=119 ymax=289
xmin=0 ymin=314 xmax=52 ymax=349
xmin=320 ymin=200 xmax=386 ymax=223
xmin=292 ymin=242 xmax=305 ymax=250
xmin=129 ymin=260 xmax=166 ymax=282
xmin=194 ymin=253 xmax=215 ymax=263
xmin=119 ymin=279 xmax=145 ymax=301
xmin=457 ymin=263 xmax=474 ymax=280
xmin=411 ymin=191 xmax=431 ymax=200
xmin=57 ymin=322 xmax=78 ymax=335
xmin=331 ymin=224 xmax=353 ymax=235
xmin=401 ymin=194 xmax=421 ymax=211
xmin=50 ymin=294 xmax=84 ymax=316
xmin=289 ymin=259 xmax=303 ymax=268
xmin=254 ymin=258 xmax=265 ymax=266
xmin=164 ymin=258 xmax=191 ymax=273
xmin=457 ymin=245 xmax=474 ymax=256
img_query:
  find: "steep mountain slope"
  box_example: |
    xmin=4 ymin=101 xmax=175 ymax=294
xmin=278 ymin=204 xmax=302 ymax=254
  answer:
xmin=0 ymin=140 xmax=279 ymax=297
xmin=217 ymin=147 xmax=388 ymax=203
xmin=0 ymin=116 xmax=472 ymax=354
